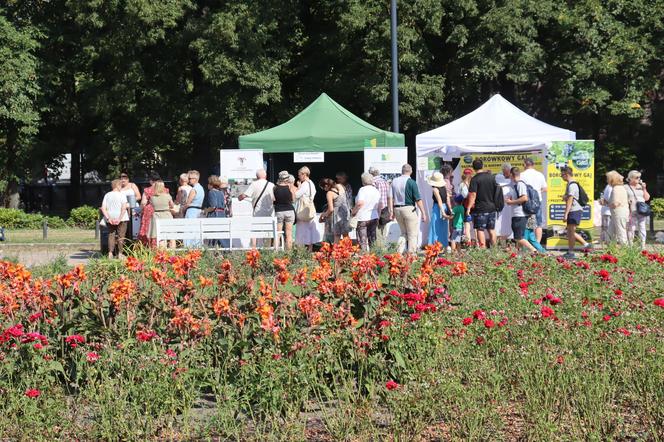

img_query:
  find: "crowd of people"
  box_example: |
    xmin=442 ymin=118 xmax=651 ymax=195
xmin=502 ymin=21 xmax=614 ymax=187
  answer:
xmin=99 ymin=160 xmax=652 ymax=259
xmin=600 ymin=169 xmax=651 ymax=249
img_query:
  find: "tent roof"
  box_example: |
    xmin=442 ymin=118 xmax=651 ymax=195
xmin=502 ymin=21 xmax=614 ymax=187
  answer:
xmin=416 ymin=94 xmax=575 ymax=158
xmin=239 ymin=93 xmax=405 ymax=153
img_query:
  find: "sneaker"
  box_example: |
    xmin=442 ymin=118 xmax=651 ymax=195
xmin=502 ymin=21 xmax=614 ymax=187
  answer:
xmin=446 ymin=246 xmax=452 ymax=254
xmin=583 ymin=243 xmax=593 ymax=250
xmin=562 ymin=252 xmax=576 ymax=260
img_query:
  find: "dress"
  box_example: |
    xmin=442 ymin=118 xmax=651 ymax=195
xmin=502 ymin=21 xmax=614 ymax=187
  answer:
xmin=206 ymin=188 xmax=228 ymax=248
xmin=295 ymin=180 xmax=320 ymax=245
xmin=328 ymin=189 xmax=350 ymax=237
xmin=150 ymin=193 xmax=173 ymax=239
xmin=185 ymin=183 xmax=205 ymax=247
xmin=138 ymin=185 xmax=161 ymax=245
xmin=428 ymin=192 xmax=449 ymax=247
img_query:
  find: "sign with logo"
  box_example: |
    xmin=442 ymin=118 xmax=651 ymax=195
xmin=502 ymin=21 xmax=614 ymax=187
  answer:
xmin=364 ymin=148 xmax=408 ymax=174
xmin=220 ymin=149 xmax=264 ymax=179
xmin=545 ymin=140 xmax=595 ymax=248
xmin=456 ymin=151 xmax=544 ymax=175
xmin=293 ymin=152 xmax=325 ymax=163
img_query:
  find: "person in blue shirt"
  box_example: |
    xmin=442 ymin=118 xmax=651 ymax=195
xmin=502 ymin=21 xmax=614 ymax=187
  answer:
xmin=183 ymin=170 xmax=205 ymax=247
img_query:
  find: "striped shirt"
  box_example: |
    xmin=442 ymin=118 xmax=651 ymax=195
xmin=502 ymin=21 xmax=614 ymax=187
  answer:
xmin=373 ymin=175 xmax=391 ymax=211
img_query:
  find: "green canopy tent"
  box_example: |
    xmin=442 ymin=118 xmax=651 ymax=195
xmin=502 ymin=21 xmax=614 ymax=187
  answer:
xmin=238 ymin=93 xmax=405 ymax=152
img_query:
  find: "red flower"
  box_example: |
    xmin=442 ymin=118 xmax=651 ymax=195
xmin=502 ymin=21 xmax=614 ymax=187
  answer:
xmin=86 ymin=352 xmax=99 ymax=363
xmin=600 ymin=254 xmax=618 ymax=264
xmin=136 ymin=330 xmax=158 ymax=342
xmin=378 ymin=320 xmax=391 ymax=329
xmin=472 ymin=309 xmax=486 ymax=320
xmin=654 ymin=298 xmax=664 ymax=308
xmin=409 ymin=313 xmax=421 ymax=322
xmin=475 ymin=336 xmax=485 ymax=345
xmin=484 ymin=319 xmax=495 ymax=329
xmin=602 ymin=315 xmax=612 ymax=322
xmin=541 ymin=306 xmax=555 ymax=318
xmin=165 ymin=349 xmax=177 ymax=359
xmin=462 ymin=317 xmax=473 ymax=326
xmin=616 ymin=328 xmax=631 ymax=336
xmin=385 ymin=380 xmax=399 ymax=391
xmin=25 ymin=388 xmax=41 ymax=398
xmin=65 ymin=334 xmax=85 ymax=348
xmin=556 ymin=355 xmax=564 ymax=364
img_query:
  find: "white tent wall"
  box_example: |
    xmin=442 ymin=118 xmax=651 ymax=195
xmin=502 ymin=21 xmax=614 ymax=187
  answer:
xmin=414 ymin=94 xmax=576 ymax=246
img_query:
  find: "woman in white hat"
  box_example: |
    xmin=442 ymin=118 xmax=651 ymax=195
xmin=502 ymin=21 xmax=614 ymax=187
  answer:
xmin=427 ymin=171 xmax=453 ymax=248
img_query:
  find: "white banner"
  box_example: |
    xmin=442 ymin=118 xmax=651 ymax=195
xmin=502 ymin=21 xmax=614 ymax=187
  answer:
xmin=220 ymin=149 xmax=263 ymax=179
xmin=294 ymin=152 xmax=324 ymax=163
xmin=363 ymin=148 xmax=408 ymax=174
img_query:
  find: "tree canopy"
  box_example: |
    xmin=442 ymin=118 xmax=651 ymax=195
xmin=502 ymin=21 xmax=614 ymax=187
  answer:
xmin=1 ymin=0 xmax=663 ymax=204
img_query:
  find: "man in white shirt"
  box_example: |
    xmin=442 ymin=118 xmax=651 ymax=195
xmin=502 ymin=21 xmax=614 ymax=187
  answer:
xmin=239 ymin=169 xmax=275 ymax=247
xmin=101 ymin=179 xmax=129 ymax=259
xmin=352 ymin=172 xmax=381 ymax=251
xmin=520 ymin=158 xmax=547 ymax=242
xmin=240 ymin=169 xmax=275 ymax=216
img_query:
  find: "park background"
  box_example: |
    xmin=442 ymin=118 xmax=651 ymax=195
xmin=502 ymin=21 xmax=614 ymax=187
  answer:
xmin=1 ymin=0 xmax=664 ymax=214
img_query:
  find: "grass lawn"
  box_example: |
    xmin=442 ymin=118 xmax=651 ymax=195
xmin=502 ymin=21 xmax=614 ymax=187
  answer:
xmin=2 ymin=228 xmax=97 ymax=244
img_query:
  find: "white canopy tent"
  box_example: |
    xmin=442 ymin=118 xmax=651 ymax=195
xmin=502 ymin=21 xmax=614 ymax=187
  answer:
xmin=415 ymin=94 xmax=576 ymax=245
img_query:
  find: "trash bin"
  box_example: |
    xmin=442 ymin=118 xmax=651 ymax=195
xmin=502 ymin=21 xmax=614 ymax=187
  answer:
xmin=100 ymin=224 xmax=109 ymax=255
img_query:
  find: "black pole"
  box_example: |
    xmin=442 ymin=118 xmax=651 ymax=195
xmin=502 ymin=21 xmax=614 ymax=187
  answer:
xmin=390 ymin=0 xmax=399 ymax=133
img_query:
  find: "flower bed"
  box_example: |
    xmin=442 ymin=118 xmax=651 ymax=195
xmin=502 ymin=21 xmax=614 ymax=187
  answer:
xmin=1 ymin=241 xmax=663 ymax=440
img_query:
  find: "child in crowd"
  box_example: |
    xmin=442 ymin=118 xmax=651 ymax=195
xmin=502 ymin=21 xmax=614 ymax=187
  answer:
xmin=450 ymin=194 xmax=466 ymax=252
xmin=524 ymin=214 xmax=546 ymax=253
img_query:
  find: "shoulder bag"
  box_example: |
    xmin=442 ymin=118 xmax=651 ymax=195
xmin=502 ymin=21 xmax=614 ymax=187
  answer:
xmin=296 ymin=181 xmax=316 ymax=222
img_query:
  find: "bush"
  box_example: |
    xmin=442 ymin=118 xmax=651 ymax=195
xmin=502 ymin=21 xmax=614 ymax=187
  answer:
xmin=0 ymin=208 xmax=68 ymax=229
xmin=68 ymin=205 xmax=100 ymax=229
xmin=650 ymin=198 xmax=664 ymax=219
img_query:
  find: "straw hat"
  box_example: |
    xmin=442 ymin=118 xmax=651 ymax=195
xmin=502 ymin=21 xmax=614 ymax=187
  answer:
xmin=427 ymin=172 xmax=447 ymax=188
xmin=278 ymin=170 xmax=290 ymax=182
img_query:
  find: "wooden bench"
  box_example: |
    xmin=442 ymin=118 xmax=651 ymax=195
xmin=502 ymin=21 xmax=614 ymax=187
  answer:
xmin=154 ymin=217 xmax=282 ymax=250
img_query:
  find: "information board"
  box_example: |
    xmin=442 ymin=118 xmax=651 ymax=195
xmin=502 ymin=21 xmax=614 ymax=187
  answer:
xmin=220 ymin=149 xmax=263 ymax=179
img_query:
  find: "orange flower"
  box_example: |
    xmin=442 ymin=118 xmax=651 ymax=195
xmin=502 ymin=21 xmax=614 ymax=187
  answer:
xmin=212 ymin=297 xmax=231 ymax=316
xmin=293 ymin=267 xmax=308 ymax=287
xmin=108 ymin=275 xmax=136 ymax=306
xmin=125 ymin=256 xmax=144 ymax=272
xmin=273 ymin=257 xmax=289 ymax=273
xmin=246 ymin=249 xmax=261 ymax=269
xmin=452 ymin=262 xmax=468 ymax=276
xmin=198 ymin=275 xmax=213 ymax=288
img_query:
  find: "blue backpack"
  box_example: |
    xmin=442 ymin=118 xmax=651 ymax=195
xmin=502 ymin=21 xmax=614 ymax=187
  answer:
xmin=515 ymin=181 xmax=541 ymax=215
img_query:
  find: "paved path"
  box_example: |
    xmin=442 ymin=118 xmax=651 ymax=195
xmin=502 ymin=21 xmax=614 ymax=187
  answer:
xmin=0 ymin=244 xmax=99 ymax=267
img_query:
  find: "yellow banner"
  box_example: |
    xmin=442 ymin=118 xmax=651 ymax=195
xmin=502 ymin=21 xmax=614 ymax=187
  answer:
xmin=456 ymin=152 xmax=544 ymax=174
xmin=545 ymin=141 xmax=595 ymax=247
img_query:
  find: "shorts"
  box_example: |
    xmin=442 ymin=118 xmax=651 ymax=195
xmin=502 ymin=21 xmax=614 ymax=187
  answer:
xmin=276 ymin=210 xmax=295 ymax=224
xmin=567 ymin=210 xmax=582 ymax=226
xmin=450 ymin=229 xmax=463 ymax=243
xmin=511 ymin=216 xmax=527 ymax=240
xmin=472 ymin=212 xmax=496 ymax=230
xmin=535 ymin=210 xmax=544 ymax=228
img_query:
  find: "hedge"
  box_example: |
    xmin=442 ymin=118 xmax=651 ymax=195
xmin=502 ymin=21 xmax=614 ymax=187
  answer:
xmin=0 ymin=206 xmax=100 ymax=230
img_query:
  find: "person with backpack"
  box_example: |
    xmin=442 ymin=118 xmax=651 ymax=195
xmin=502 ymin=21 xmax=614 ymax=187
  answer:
xmin=466 ymin=159 xmax=499 ymax=248
xmin=504 ymin=167 xmax=538 ymax=253
xmin=521 ymin=158 xmax=548 ymax=242
xmin=561 ymin=166 xmax=592 ymax=259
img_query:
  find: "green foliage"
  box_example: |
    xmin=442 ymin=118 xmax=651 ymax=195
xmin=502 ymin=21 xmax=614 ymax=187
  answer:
xmin=1 ymin=0 xmax=663 ymax=191
xmin=68 ymin=205 xmax=99 ymax=229
xmin=0 ymin=208 xmax=67 ymax=229
xmin=650 ymin=198 xmax=664 ymax=219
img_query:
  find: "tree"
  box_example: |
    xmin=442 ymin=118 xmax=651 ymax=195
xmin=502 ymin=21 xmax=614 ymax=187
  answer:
xmin=0 ymin=9 xmax=40 ymax=207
